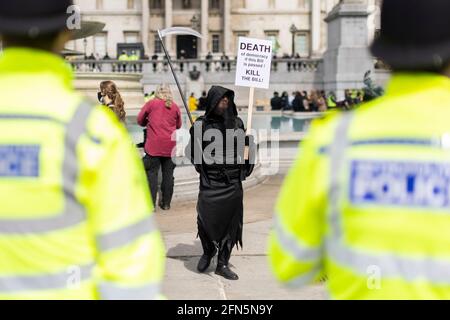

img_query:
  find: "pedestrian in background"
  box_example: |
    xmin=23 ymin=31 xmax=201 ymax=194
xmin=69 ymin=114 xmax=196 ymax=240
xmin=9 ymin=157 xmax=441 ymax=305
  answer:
xmin=189 ymin=92 xmax=198 ymax=112
xmin=281 ymin=91 xmax=290 ymax=110
xmin=99 ymin=80 xmax=126 ymax=123
xmin=198 ymin=91 xmax=208 ymax=111
xmin=118 ymin=50 xmax=129 ymax=72
xmin=138 ymin=84 xmax=182 ymax=211
xmin=271 ymin=91 xmax=283 ymax=111
xmin=292 ymin=91 xmax=305 ymax=112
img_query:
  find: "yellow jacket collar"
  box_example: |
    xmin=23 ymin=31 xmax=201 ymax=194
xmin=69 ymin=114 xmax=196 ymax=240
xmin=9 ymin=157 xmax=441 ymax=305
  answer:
xmin=0 ymin=47 xmax=74 ymax=89
xmin=386 ymin=72 xmax=450 ymax=97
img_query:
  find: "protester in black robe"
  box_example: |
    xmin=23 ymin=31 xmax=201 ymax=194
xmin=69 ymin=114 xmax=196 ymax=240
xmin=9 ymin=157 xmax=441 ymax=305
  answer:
xmin=187 ymin=86 xmax=255 ymax=280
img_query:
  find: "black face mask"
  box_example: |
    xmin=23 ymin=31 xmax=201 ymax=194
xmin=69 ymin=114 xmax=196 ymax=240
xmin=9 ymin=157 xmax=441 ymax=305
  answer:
xmin=97 ymin=92 xmax=105 ymax=105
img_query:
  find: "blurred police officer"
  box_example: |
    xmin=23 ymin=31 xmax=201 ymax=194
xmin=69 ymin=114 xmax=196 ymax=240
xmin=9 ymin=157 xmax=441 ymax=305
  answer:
xmin=269 ymin=0 xmax=450 ymax=299
xmin=0 ymin=0 xmax=165 ymax=299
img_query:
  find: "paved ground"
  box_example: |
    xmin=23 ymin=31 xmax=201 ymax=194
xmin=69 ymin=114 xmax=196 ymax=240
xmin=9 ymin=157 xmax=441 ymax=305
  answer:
xmin=155 ymin=176 xmax=327 ymax=300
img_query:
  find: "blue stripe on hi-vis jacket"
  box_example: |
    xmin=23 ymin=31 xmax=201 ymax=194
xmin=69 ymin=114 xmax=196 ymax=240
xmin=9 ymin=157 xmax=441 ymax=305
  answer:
xmin=0 ymin=145 xmax=40 ymax=177
xmin=350 ymin=160 xmax=450 ymax=208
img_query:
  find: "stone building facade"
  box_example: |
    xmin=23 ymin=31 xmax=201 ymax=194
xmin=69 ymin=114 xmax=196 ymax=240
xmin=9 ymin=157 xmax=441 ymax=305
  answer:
xmin=70 ymin=0 xmax=381 ymax=59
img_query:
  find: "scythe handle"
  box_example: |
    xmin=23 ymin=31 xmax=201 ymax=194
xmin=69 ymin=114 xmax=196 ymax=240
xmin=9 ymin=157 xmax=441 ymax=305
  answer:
xmin=158 ymin=31 xmax=194 ymax=126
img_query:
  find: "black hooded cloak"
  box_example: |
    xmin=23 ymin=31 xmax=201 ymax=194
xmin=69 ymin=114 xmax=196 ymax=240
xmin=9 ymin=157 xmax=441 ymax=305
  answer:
xmin=187 ymin=86 xmax=255 ymax=249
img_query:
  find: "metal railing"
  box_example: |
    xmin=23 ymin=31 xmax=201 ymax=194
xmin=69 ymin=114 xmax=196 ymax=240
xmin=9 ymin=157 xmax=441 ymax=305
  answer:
xmin=68 ymin=58 xmax=322 ymax=74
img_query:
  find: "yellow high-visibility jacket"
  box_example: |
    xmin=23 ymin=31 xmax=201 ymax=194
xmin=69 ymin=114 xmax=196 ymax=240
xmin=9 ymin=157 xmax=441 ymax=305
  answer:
xmin=327 ymin=95 xmax=337 ymax=109
xmin=129 ymin=54 xmax=139 ymax=61
xmin=118 ymin=54 xmax=129 ymax=61
xmin=0 ymin=48 xmax=165 ymax=300
xmin=269 ymin=73 xmax=450 ymax=299
xmin=188 ymin=96 xmax=198 ymax=112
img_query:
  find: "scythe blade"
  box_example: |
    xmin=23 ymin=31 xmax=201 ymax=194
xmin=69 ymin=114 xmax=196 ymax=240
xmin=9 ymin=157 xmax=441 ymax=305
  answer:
xmin=158 ymin=27 xmax=204 ymax=39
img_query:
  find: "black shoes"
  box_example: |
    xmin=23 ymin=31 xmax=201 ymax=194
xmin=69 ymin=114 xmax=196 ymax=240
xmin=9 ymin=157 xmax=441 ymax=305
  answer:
xmin=160 ymin=204 xmax=170 ymax=211
xmin=215 ymin=265 xmax=239 ymax=281
xmin=158 ymin=200 xmax=170 ymax=211
xmin=197 ymin=250 xmax=217 ymax=273
xmin=197 ymin=255 xmax=213 ymax=273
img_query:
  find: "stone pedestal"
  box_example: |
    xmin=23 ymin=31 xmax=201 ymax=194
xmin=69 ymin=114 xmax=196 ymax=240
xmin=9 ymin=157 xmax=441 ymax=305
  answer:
xmin=323 ymin=0 xmax=374 ymax=100
xmin=74 ymin=73 xmax=145 ymax=112
xmin=186 ymin=76 xmax=204 ymax=102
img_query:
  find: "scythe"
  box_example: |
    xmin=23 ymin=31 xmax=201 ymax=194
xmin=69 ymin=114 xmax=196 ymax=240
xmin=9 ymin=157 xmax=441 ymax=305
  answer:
xmin=158 ymin=27 xmax=204 ymax=126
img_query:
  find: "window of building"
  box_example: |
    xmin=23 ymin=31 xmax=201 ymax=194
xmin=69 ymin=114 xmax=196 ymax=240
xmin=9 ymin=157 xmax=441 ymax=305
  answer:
xmin=295 ymin=32 xmax=309 ymax=57
xmin=210 ymin=0 xmax=220 ymax=10
xmin=182 ymin=0 xmax=192 ymax=9
xmin=127 ymin=0 xmax=136 ymax=9
xmin=154 ymin=33 xmax=162 ymax=53
xmin=211 ymin=34 xmax=221 ymax=53
xmin=150 ymin=0 xmax=163 ymax=9
xmin=94 ymin=33 xmax=107 ymax=57
xmin=96 ymin=0 xmax=103 ymax=10
xmin=124 ymin=32 xmax=140 ymax=43
xmin=265 ymin=31 xmax=280 ymax=54
xmin=269 ymin=0 xmax=276 ymax=9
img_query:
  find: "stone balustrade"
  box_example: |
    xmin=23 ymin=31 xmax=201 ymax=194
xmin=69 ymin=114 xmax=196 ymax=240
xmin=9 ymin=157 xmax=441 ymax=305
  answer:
xmin=68 ymin=58 xmax=323 ymax=74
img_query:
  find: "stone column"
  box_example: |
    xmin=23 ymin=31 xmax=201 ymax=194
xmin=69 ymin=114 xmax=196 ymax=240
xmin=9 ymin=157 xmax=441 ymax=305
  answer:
xmin=201 ymin=0 xmax=209 ymax=57
xmin=311 ymin=0 xmax=321 ymax=57
xmin=165 ymin=0 xmax=174 ymax=55
xmin=323 ymin=0 xmax=372 ymax=100
xmin=223 ymin=0 xmax=231 ymax=55
xmin=142 ymin=0 xmax=150 ymax=55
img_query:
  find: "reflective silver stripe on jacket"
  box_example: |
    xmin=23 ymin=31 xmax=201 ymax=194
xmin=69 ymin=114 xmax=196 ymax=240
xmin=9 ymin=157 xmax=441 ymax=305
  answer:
xmin=284 ymin=264 xmax=322 ymax=288
xmin=0 ymin=264 xmax=94 ymax=293
xmin=273 ymin=215 xmax=322 ymax=262
xmin=97 ymin=215 xmax=157 ymax=252
xmin=99 ymin=282 xmax=160 ymax=300
xmin=328 ymin=113 xmax=354 ymax=241
xmin=0 ymin=101 xmax=93 ymax=234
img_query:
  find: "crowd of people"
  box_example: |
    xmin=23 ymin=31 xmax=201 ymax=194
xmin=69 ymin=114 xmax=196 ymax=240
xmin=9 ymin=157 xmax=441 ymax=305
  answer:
xmin=270 ymin=89 xmax=365 ymax=112
xmin=72 ymin=50 xmax=143 ymax=73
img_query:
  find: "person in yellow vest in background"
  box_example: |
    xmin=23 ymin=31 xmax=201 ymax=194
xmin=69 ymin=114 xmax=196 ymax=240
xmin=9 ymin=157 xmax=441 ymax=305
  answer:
xmin=188 ymin=93 xmax=198 ymax=112
xmin=129 ymin=50 xmax=140 ymax=73
xmin=269 ymin=0 xmax=450 ymax=299
xmin=144 ymin=91 xmax=156 ymax=103
xmin=118 ymin=50 xmax=129 ymax=73
xmin=326 ymin=92 xmax=337 ymax=110
xmin=350 ymin=89 xmax=358 ymax=105
xmin=0 ymin=0 xmax=165 ymax=299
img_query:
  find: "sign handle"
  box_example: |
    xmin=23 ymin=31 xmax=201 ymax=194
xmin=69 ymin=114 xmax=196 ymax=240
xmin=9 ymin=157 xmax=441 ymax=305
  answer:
xmin=244 ymin=87 xmax=255 ymax=160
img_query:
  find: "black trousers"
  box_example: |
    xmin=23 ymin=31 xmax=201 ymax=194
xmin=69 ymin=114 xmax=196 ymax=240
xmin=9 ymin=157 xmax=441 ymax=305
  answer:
xmin=143 ymin=155 xmax=176 ymax=207
xmin=198 ymin=221 xmax=233 ymax=268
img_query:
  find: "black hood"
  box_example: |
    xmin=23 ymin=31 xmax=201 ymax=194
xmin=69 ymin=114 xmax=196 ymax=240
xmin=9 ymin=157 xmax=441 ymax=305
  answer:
xmin=204 ymin=86 xmax=238 ymax=120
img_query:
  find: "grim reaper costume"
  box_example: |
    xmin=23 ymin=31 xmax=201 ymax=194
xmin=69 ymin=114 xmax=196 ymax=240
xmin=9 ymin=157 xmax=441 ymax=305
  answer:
xmin=187 ymin=86 xmax=255 ymax=280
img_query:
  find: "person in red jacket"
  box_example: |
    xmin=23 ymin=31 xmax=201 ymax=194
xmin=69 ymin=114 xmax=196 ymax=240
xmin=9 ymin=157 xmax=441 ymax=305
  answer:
xmin=138 ymin=84 xmax=182 ymax=210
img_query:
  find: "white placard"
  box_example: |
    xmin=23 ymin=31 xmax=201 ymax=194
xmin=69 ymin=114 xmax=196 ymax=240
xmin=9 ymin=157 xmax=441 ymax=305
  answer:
xmin=235 ymin=37 xmax=273 ymax=89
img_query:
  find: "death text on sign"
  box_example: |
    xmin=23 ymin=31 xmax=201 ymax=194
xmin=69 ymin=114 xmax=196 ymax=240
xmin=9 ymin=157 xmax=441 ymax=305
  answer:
xmin=240 ymin=42 xmax=272 ymax=53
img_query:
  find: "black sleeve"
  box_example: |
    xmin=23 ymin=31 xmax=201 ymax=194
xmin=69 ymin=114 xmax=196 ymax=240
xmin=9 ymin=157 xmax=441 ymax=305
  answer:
xmin=244 ymin=135 xmax=256 ymax=177
xmin=236 ymin=117 xmax=246 ymax=131
xmin=237 ymin=117 xmax=256 ymax=178
xmin=186 ymin=119 xmax=204 ymax=174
